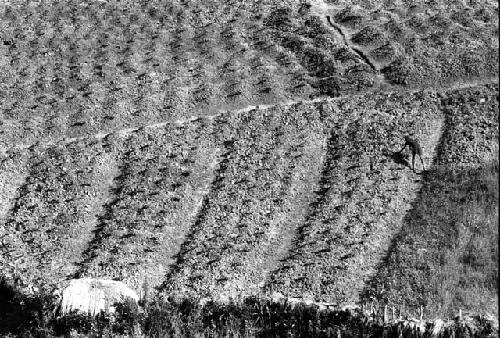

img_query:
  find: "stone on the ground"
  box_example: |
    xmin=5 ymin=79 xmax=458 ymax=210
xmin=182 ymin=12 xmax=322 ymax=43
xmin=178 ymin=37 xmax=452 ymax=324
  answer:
xmin=59 ymin=278 xmax=139 ymax=316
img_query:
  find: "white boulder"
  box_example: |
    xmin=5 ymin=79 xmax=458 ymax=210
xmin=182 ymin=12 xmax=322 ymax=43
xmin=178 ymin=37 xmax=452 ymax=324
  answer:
xmin=59 ymin=278 xmax=139 ymax=316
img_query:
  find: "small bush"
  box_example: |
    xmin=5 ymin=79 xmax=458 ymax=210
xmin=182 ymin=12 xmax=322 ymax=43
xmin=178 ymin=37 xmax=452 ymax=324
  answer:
xmin=0 ymin=285 xmax=497 ymax=337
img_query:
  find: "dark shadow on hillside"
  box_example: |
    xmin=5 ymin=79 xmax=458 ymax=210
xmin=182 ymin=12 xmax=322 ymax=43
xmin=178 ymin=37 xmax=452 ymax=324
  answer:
xmin=383 ymin=148 xmax=410 ymax=168
xmin=360 ymin=160 xmax=499 ymax=318
xmin=71 ymin=135 xmax=127 ymax=279
xmin=1 ymin=276 xmax=496 ymax=336
xmin=0 ymin=277 xmax=55 ymax=336
xmin=294 ymin=129 xmax=338 ymax=244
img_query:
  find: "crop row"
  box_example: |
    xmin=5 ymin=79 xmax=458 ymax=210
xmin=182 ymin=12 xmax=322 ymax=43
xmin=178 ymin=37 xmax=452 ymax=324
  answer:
xmin=162 ymin=103 xmax=325 ymax=300
xmin=0 ymin=85 xmax=495 ymax=304
xmin=160 ymin=89 xmax=450 ymax=302
xmin=0 ymin=0 xmax=310 ymax=149
xmin=1 ymin=138 xmax=118 ymax=290
xmin=0 ymin=117 xmax=222 ymax=292
xmin=1 ymin=1 xmax=496 ymax=149
xmin=265 ymin=91 xmax=446 ymax=304
xmin=74 ymin=118 xmax=220 ymax=292
xmin=329 ymin=3 xmax=498 ymax=87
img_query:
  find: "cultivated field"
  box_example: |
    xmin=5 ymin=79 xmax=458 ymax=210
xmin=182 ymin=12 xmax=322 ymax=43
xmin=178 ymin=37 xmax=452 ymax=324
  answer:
xmin=0 ymin=0 xmax=498 ymax=334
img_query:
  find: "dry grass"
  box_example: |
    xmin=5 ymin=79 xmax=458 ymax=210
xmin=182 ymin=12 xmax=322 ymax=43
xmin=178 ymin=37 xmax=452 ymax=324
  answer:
xmin=363 ymin=157 xmax=499 ymax=320
xmin=1 ymin=284 xmax=497 ymax=337
xmin=431 ymin=160 xmax=498 ymax=318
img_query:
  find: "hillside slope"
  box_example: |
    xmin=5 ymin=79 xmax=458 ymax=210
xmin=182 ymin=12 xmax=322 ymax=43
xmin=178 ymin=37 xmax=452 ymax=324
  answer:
xmin=0 ymin=0 xmax=498 ymax=324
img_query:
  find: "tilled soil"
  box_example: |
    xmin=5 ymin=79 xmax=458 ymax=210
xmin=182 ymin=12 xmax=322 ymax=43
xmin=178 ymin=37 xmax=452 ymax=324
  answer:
xmin=3 ymin=86 xmax=494 ymax=300
xmin=318 ymin=0 xmax=498 ymax=87
xmin=162 ymin=104 xmax=326 ymax=300
xmin=265 ymin=97 xmax=444 ymax=304
xmin=73 ymin=118 xmax=220 ymax=292
xmin=0 ymin=0 xmax=498 ymax=319
xmin=1 ymin=0 xmax=497 ymax=148
xmin=0 ymin=0 xmax=313 ymax=149
xmin=2 ymin=142 xmax=118 ymax=287
xmin=362 ymin=83 xmax=499 ymax=318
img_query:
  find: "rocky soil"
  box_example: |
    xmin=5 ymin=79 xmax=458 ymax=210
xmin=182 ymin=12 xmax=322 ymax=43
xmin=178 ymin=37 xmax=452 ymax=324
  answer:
xmin=0 ymin=0 xmax=498 ymax=320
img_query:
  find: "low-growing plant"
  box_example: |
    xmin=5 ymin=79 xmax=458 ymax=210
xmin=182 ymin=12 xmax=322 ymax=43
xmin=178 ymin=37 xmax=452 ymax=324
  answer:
xmin=0 ymin=284 xmax=497 ymax=337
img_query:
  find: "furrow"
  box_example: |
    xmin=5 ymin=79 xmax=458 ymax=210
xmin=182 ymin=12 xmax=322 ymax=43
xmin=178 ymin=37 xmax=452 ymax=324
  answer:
xmin=75 ymin=117 xmax=219 ymax=292
xmin=162 ymin=104 xmax=324 ymax=300
xmin=266 ymin=95 xmax=444 ymax=305
xmin=235 ymin=109 xmax=326 ymax=297
xmin=0 ymin=150 xmax=30 ymax=225
xmin=0 ymin=138 xmax=119 ymax=291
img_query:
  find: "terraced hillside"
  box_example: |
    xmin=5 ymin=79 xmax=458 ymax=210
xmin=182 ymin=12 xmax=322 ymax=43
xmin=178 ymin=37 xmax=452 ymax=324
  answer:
xmin=0 ymin=0 xmax=498 ymax=323
xmin=1 ymin=0 xmax=497 ymax=148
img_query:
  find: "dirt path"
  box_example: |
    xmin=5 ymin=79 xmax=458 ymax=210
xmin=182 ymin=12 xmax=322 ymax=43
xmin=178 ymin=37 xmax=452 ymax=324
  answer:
xmin=2 ymin=78 xmax=495 ymax=154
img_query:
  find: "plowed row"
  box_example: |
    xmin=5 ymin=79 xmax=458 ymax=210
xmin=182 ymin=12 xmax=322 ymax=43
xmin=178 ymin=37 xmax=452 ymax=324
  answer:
xmin=0 ymin=0 xmax=497 ymax=320
xmin=266 ymin=102 xmax=443 ymax=304
xmin=322 ymin=0 xmax=498 ymax=87
xmin=2 ymin=86 xmax=480 ymax=306
xmin=2 ymin=140 xmax=117 ymax=287
xmin=0 ymin=0 xmax=311 ymax=149
xmin=3 ymin=0 xmax=496 ymax=150
xmin=163 ymin=105 xmax=325 ymax=300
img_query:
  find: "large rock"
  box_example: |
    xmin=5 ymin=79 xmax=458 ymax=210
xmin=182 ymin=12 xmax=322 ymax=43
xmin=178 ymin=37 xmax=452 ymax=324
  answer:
xmin=59 ymin=278 xmax=139 ymax=316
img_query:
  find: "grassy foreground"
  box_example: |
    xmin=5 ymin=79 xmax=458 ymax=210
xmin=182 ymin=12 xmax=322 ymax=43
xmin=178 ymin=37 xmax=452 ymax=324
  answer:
xmin=362 ymin=159 xmax=499 ymax=319
xmin=1 ymin=279 xmax=497 ymax=337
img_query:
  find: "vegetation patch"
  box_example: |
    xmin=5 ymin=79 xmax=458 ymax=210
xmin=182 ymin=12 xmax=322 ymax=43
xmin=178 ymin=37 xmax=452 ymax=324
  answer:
xmin=1 ymin=284 xmax=497 ymax=337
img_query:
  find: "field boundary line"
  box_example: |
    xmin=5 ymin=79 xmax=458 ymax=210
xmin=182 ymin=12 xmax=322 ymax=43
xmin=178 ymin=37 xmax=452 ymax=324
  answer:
xmin=1 ymin=97 xmax=331 ymax=153
xmin=1 ymin=79 xmax=497 ymax=154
